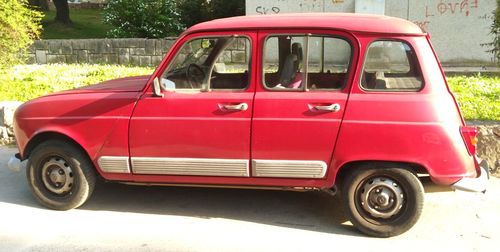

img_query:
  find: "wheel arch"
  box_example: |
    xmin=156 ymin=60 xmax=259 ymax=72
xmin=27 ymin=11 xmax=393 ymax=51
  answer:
xmin=23 ymin=131 xmax=91 ymax=163
xmin=334 ymin=160 xmax=428 ymax=186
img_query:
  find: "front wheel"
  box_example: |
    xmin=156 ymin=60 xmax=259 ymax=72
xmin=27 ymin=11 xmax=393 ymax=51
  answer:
xmin=342 ymin=165 xmax=424 ymax=237
xmin=26 ymin=140 xmax=96 ymax=210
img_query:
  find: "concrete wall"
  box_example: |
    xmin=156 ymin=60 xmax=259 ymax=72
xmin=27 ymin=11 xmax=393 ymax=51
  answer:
xmin=246 ymin=0 xmax=497 ymax=66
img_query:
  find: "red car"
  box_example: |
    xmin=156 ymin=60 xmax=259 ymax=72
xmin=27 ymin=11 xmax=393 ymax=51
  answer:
xmin=8 ymin=13 xmax=488 ymax=237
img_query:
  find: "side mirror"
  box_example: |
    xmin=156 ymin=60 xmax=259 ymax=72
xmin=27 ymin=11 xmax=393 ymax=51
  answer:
xmin=152 ymin=77 xmax=164 ymax=97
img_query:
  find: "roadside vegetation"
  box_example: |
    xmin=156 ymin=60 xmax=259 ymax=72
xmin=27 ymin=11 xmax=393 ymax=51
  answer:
xmin=447 ymin=75 xmax=499 ymax=121
xmin=0 ymin=0 xmax=42 ymax=68
xmin=0 ymin=64 xmax=153 ymax=101
xmin=0 ymin=64 xmax=498 ymax=121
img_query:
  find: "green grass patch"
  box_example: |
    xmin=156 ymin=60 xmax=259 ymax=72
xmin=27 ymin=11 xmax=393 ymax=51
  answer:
xmin=0 ymin=64 xmax=498 ymax=121
xmin=41 ymin=9 xmax=112 ymax=39
xmin=0 ymin=64 xmax=154 ymax=101
xmin=448 ymin=75 xmax=500 ymax=121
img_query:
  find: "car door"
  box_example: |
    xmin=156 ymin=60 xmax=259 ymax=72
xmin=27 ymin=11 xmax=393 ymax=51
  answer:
xmin=129 ymin=31 xmax=256 ymax=178
xmin=251 ymin=30 xmax=357 ymax=179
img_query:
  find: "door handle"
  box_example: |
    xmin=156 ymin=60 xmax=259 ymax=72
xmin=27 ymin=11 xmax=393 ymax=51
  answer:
xmin=314 ymin=104 xmax=341 ymax=112
xmin=222 ymin=103 xmax=248 ymax=111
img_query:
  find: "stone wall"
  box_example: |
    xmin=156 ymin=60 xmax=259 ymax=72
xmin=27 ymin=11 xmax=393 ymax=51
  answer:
xmin=27 ymin=38 xmax=177 ymax=66
xmin=27 ymin=38 xmax=250 ymax=67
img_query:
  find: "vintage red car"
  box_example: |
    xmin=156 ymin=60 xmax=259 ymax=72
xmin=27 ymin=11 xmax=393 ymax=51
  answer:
xmin=8 ymin=13 xmax=488 ymax=237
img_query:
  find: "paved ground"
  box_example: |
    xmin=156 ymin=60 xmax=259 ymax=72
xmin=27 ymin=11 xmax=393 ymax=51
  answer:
xmin=0 ymin=145 xmax=499 ymax=252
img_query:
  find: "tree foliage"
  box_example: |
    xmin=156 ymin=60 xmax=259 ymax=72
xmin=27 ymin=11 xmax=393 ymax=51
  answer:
xmin=104 ymin=0 xmax=184 ymax=38
xmin=0 ymin=0 xmax=42 ymax=68
xmin=208 ymin=0 xmax=245 ymax=20
xmin=177 ymin=0 xmax=245 ymax=28
xmin=177 ymin=0 xmax=210 ymax=28
xmin=492 ymin=0 xmax=500 ymax=63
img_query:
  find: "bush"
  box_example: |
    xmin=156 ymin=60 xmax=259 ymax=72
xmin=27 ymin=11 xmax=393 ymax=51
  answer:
xmin=104 ymin=0 xmax=184 ymax=38
xmin=177 ymin=0 xmax=210 ymax=28
xmin=492 ymin=0 xmax=500 ymax=63
xmin=0 ymin=0 xmax=42 ymax=68
xmin=177 ymin=0 xmax=245 ymax=28
xmin=208 ymin=0 xmax=245 ymax=20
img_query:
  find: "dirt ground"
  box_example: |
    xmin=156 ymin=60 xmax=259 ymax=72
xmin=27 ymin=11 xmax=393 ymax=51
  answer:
xmin=0 ymin=145 xmax=499 ymax=252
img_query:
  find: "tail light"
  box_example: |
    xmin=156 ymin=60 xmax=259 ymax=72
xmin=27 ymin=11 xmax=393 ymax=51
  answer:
xmin=460 ymin=126 xmax=478 ymax=156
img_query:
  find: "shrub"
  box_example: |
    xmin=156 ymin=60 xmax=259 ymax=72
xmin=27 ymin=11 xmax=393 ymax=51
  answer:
xmin=104 ymin=0 xmax=184 ymax=38
xmin=177 ymin=0 xmax=210 ymax=28
xmin=492 ymin=0 xmax=500 ymax=63
xmin=177 ymin=0 xmax=245 ymax=28
xmin=0 ymin=0 xmax=43 ymax=68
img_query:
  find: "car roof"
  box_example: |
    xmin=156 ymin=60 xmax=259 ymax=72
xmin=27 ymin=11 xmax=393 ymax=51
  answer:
xmin=186 ymin=13 xmax=424 ymax=35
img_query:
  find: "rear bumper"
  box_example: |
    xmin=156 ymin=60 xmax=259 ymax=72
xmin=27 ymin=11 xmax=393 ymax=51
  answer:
xmin=451 ymin=159 xmax=489 ymax=193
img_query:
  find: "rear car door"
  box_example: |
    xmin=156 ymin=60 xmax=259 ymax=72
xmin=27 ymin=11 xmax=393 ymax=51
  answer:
xmin=251 ymin=30 xmax=357 ymax=179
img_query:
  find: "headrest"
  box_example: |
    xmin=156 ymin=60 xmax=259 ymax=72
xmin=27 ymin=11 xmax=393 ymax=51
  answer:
xmin=291 ymin=43 xmax=303 ymax=61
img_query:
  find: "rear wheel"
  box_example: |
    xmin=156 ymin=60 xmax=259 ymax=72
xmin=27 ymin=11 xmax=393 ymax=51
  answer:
xmin=26 ymin=140 xmax=96 ymax=210
xmin=341 ymin=165 xmax=424 ymax=237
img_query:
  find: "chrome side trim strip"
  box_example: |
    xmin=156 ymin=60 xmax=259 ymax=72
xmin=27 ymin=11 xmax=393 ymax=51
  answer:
xmin=98 ymin=156 xmax=130 ymax=173
xmin=131 ymin=157 xmax=250 ymax=177
xmin=252 ymin=159 xmax=327 ymax=178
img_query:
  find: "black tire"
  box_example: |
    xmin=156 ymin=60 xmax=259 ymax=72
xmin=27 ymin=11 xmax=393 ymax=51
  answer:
xmin=341 ymin=165 xmax=424 ymax=237
xmin=26 ymin=140 xmax=96 ymax=210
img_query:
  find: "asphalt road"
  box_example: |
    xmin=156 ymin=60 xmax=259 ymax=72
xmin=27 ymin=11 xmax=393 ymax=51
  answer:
xmin=0 ymin=145 xmax=499 ymax=252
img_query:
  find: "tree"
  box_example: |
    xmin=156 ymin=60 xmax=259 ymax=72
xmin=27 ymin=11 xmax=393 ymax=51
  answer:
xmin=0 ymin=0 xmax=42 ymax=68
xmin=492 ymin=0 xmax=500 ymax=63
xmin=104 ymin=0 xmax=184 ymax=38
xmin=177 ymin=0 xmax=210 ymax=27
xmin=28 ymin=0 xmax=49 ymax=11
xmin=53 ymin=0 xmax=71 ymax=24
xmin=176 ymin=0 xmax=244 ymax=28
xmin=208 ymin=0 xmax=245 ymax=19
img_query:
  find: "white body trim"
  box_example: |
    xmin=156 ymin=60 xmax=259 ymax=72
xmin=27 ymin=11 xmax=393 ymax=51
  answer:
xmin=131 ymin=157 xmax=250 ymax=177
xmin=98 ymin=156 xmax=131 ymax=173
xmin=252 ymin=159 xmax=327 ymax=178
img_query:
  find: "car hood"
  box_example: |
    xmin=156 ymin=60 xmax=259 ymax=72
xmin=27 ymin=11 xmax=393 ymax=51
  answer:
xmin=57 ymin=75 xmax=151 ymax=95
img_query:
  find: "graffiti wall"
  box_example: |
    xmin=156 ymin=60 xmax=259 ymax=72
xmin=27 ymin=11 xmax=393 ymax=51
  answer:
xmin=246 ymin=0 xmax=497 ymax=66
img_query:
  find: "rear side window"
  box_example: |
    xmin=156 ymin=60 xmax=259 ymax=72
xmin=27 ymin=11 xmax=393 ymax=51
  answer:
xmin=263 ymin=35 xmax=351 ymax=91
xmin=361 ymin=41 xmax=423 ymax=91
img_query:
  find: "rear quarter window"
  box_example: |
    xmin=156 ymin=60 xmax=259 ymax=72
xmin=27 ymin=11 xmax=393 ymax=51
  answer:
xmin=360 ymin=40 xmax=423 ymax=91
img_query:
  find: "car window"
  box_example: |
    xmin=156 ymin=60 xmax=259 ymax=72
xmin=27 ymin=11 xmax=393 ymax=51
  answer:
xmin=211 ymin=37 xmax=251 ymax=90
xmin=162 ymin=36 xmax=251 ymax=91
xmin=360 ymin=40 xmax=423 ymax=91
xmin=263 ymin=35 xmax=351 ymax=91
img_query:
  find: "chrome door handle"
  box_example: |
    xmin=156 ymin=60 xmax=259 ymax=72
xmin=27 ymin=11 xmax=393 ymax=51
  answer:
xmin=222 ymin=103 xmax=248 ymax=111
xmin=314 ymin=104 xmax=341 ymax=112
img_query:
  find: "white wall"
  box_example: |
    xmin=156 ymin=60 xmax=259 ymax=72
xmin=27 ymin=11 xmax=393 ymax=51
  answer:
xmin=246 ymin=0 xmax=497 ymax=66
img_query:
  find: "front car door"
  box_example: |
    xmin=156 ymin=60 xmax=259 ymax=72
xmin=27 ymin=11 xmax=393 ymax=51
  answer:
xmin=251 ymin=30 xmax=358 ymax=181
xmin=129 ymin=31 xmax=256 ymax=180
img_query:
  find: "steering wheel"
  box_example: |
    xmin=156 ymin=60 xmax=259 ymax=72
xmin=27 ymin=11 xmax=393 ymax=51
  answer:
xmin=186 ymin=64 xmax=205 ymax=89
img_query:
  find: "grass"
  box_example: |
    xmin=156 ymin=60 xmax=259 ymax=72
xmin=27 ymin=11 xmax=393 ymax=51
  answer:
xmin=41 ymin=9 xmax=112 ymax=39
xmin=0 ymin=64 xmax=498 ymax=121
xmin=447 ymin=75 xmax=500 ymax=121
xmin=0 ymin=64 xmax=154 ymax=101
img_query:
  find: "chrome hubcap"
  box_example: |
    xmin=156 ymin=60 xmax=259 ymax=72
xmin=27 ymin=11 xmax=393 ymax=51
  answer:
xmin=360 ymin=177 xmax=404 ymax=219
xmin=41 ymin=157 xmax=74 ymax=195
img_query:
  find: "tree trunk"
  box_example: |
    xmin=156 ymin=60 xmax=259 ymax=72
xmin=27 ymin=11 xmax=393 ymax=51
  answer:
xmin=53 ymin=0 xmax=72 ymax=24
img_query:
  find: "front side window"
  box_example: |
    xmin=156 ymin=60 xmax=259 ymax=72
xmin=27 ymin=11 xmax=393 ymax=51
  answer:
xmin=361 ymin=40 xmax=423 ymax=91
xmin=263 ymin=35 xmax=351 ymax=91
xmin=162 ymin=36 xmax=251 ymax=91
